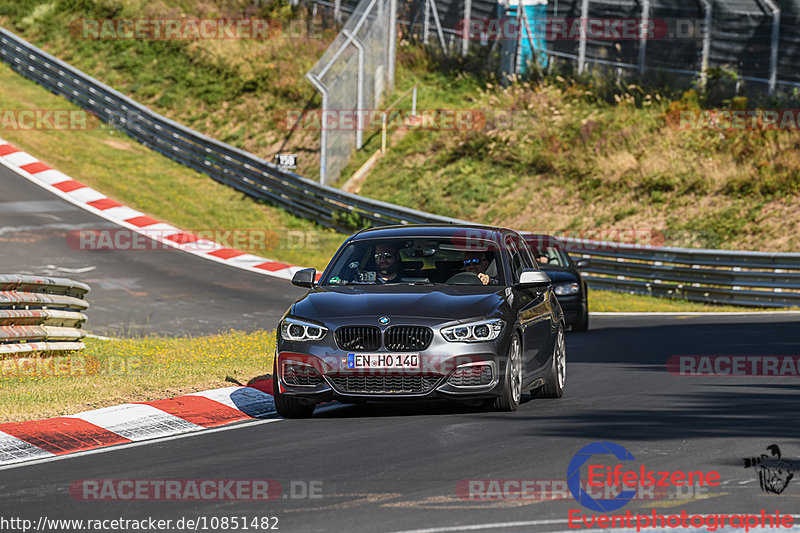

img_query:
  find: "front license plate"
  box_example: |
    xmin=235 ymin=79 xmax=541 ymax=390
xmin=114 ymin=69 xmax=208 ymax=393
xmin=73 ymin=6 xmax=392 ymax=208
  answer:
xmin=346 ymin=353 xmax=420 ymax=369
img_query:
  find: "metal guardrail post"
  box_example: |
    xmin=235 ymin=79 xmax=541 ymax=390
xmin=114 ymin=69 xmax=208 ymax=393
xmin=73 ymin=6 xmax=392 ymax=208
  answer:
xmin=577 ymin=0 xmax=589 ymax=74
xmin=305 ymin=72 xmax=329 ymax=185
xmin=428 ymin=0 xmax=448 ymax=55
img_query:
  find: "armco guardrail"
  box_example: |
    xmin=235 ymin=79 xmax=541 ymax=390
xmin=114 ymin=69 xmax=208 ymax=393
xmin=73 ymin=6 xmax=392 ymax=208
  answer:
xmin=558 ymin=239 xmax=800 ymax=308
xmin=0 ymin=275 xmax=89 ymax=356
xmin=2 ymin=27 xmax=799 ymax=307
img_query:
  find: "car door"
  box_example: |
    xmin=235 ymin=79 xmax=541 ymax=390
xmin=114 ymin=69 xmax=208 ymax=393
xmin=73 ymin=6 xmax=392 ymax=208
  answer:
xmin=509 ymin=234 xmax=552 ymax=377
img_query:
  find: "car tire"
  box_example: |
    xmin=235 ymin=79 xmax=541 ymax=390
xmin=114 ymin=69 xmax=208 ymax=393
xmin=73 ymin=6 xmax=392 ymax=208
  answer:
xmin=572 ymin=303 xmax=589 ymax=332
xmin=272 ymin=360 xmax=316 ymax=418
xmin=535 ymin=324 xmax=566 ymax=398
xmin=495 ymin=333 xmax=523 ymax=411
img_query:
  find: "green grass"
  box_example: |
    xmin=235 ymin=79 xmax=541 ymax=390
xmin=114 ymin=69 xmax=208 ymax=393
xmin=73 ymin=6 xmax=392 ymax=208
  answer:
xmin=0 ymin=331 xmax=276 ymax=423
xmin=587 ymin=290 xmax=787 ymax=313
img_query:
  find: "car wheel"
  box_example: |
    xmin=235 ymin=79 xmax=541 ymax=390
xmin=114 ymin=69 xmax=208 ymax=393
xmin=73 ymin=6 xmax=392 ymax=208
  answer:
xmin=272 ymin=360 xmax=316 ymax=418
xmin=495 ymin=333 xmax=523 ymax=411
xmin=535 ymin=324 xmax=566 ymax=398
xmin=572 ymin=303 xmax=589 ymax=332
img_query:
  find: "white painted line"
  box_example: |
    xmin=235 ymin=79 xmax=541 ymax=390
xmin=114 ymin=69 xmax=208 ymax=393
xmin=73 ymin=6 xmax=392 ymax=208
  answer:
xmin=31 ymin=168 xmax=72 ymax=185
xmin=101 ymin=206 xmax=144 ymax=221
xmin=386 ymin=519 xmax=570 ymax=533
xmin=3 ymin=151 xmax=39 ymax=167
xmin=66 ymin=187 xmax=106 ymax=203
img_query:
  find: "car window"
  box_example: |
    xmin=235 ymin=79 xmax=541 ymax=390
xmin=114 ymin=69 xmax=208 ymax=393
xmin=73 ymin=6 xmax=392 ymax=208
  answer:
xmin=321 ymin=237 xmax=505 ymax=286
xmin=504 ymin=237 xmax=523 ymax=283
xmin=530 ymin=246 xmax=569 ymax=267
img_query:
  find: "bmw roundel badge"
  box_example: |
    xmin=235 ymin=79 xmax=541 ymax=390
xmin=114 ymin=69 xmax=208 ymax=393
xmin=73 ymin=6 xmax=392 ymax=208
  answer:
xmin=379 ymin=316 xmax=390 ymax=325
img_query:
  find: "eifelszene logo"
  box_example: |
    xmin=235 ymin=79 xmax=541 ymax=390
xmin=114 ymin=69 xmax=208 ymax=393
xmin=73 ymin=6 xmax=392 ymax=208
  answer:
xmin=743 ymin=445 xmax=795 ymax=494
xmin=567 ymin=441 xmax=721 ymax=512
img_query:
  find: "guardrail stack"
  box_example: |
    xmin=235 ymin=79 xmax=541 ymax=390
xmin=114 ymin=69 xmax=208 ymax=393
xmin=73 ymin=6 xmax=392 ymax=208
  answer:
xmin=0 ymin=275 xmax=89 ymax=356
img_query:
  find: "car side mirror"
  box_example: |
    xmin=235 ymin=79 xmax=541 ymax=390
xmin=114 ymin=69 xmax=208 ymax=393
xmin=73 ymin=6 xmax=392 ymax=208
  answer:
xmin=516 ymin=269 xmax=551 ymax=288
xmin=576 ymin=258 xmax=590 ymax=269
xmin=291 ymin=268 xmax=317 ymax=288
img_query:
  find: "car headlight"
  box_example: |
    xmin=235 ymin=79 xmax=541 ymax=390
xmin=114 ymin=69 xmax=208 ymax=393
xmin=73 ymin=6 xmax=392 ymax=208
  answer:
xmin=280 ymin=318 xmax=327 ymax=341
xmin=441 ymin=319 xmax=505 ymax=343
xmin=554 ymin=282 xmax=580 ymax=296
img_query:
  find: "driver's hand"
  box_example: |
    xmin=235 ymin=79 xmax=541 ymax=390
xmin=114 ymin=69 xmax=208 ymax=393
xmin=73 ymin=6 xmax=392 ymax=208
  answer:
xmin=478 ymin=273 xmax=489 ymax=285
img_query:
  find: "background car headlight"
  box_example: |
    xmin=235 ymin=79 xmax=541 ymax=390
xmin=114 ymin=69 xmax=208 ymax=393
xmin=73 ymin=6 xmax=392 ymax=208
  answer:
xmin=441 ymin=319 xmax=504 ymax=342
xmin=554 ymin=282 xmax=580 ymax=296
xmin=280 ymin=318 xmax=328 ymax=341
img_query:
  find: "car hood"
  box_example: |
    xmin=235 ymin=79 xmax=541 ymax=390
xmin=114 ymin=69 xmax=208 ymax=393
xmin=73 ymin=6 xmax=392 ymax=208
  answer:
xmin=292 ymin=285 xmax=506 ymax=321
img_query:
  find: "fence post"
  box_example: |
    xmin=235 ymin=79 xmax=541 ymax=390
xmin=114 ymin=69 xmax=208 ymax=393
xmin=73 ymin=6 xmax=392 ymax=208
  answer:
xmin=577 ymin=0 xmax=589 ymax=74
xmin=763 ymin=0 xmax=780 ymax=94
xmin=428 ymin=0 xmax=448 ymax=54
xmin=423 ymin=0 xmax=430 ymax=44
xmin=699 ymin=0 xmax=711 ymax=88
xmin=462 ymin=0 xmax=472 ymax=57
xmin=388 ymin=0 xmax=397 ymax=93
xmin=638 ymin=0 xmax=650 ymax=75
xmin=334 ymin=0 xmax=342 ymax=23
xmin=343 ymin=31 xmax=365 ymax=149
xmin=306 ymin=73 xmax=328 ymax=185
xmin=514 ymin=1 xmax=523 ymax=75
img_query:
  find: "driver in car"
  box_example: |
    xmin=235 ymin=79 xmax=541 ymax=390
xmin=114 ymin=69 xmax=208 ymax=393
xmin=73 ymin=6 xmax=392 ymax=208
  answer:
xmin=463 ymin=251 xmax=498 ymax=285
xmin=375 ymin=243 xmax=401 ymax=283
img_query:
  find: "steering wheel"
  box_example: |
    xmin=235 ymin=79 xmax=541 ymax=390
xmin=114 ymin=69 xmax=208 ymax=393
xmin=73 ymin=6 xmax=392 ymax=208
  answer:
xmin=446 ymin=272 xmax=484 ymax=285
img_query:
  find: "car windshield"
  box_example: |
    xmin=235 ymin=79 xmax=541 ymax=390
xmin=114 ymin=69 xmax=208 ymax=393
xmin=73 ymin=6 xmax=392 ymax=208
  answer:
xmin=321 ymin=237 xmax=505 ymax=286
xmin=530 ymin=245 xmax=571 ymax=268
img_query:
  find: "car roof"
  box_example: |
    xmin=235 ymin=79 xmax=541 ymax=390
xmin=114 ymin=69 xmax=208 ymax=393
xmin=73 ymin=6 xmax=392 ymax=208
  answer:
xmin=350 ymin=224 xmax=512 ymax=241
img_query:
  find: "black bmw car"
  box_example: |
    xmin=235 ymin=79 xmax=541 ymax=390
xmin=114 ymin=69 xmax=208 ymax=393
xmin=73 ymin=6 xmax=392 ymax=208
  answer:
xmin=525 ymin=234 xmax=590 ymax=332
xmin=272 ymin=224 xmax=566 ymax=418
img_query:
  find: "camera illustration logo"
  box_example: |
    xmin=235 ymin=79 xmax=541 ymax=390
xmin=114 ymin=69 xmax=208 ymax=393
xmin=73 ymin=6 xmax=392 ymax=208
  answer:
xmin=567 ymin=441 xmax=637 ymax=512
xmin=743 ymin=444 xmax=795 ymax=495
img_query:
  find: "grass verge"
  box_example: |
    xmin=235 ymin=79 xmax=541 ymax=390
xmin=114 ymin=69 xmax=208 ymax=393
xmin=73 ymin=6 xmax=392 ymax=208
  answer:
xmin=0 ymin=331 xmax=276 ymax=423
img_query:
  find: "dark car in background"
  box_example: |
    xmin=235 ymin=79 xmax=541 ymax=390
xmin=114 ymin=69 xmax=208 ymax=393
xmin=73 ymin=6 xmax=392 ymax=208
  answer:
xmin=525 ymin=234 xmax=590 ymax=332
xmin=272 ymin=225 xmax=566 ymax=418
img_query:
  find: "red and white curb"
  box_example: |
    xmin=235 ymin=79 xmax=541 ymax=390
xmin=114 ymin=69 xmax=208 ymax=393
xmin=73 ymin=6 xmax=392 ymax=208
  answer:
xmin=0 ymin=137 xmax=319 ymax=281
xmin=0 ymin=385 xmax=275 ymax=467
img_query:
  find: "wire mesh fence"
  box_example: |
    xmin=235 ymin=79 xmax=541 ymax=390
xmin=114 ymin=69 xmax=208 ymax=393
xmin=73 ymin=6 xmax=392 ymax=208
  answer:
xmin=306 ymin=0 xmax=397 ymax=185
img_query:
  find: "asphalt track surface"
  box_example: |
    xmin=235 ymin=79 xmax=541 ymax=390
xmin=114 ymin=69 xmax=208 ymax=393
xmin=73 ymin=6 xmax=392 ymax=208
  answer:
xmin=3 ymin=160 xmax=800 ymax=532
xmin=2 ymin=313 xmax=798 ymax=532
xmin=0 ymin=164 xmax=304 ymax=335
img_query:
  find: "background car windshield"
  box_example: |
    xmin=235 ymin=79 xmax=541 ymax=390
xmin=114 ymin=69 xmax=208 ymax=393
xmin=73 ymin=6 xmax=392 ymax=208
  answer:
xmin=530 ymin=245 xmax=571 ymax=268
xmin=322 ymin=238 xmax=505 ymax=286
